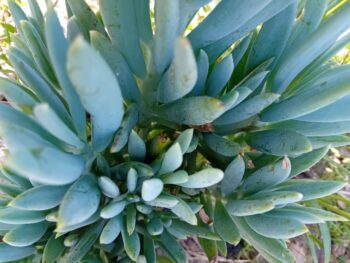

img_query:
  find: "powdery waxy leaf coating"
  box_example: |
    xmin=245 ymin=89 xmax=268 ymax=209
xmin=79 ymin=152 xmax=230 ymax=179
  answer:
xmin=158 ymin=38 xmax=198 ymax=103
xmin=58 ymin=174 xmax=100 ymax=230
xmin=3 ymin=222 xmax=48 ymax=247
xmin=141 ymin=179 xmax=164 ymax=202
xmin=67 ymin=36 xmax=124 ymax=152
xmin=177 ymin=168 xmax=224 ymax=189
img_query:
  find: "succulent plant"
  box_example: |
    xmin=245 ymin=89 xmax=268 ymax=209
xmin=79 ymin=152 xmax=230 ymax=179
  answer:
xmin=0 ymin=0 xmax=350 ymax=262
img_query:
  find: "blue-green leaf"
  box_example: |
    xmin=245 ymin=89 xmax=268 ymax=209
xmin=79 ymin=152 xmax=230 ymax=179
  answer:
xmin=215 ymin=93 xmax=279 ymax=125
xmin=188 ymin=0 xmax=271 ymax=49
xmin=57 ymin=174 xmax=100 ymax=229
xmin=246 ymin=129 xmax=312 ymax=157
xmin=171 ymin=198 xmax=197 ymax=225
xmin=188 ymin=49 xmax=209 ymax=96
xmin=0 ymin=207 xmax=46 ymax=224
xmin=9 ymin=185 xmax=69 ymax=211
xmin=214 ymin=200 xmax=240 ymax=245
xmin=142 ymin=179 xmax=164 ymax=202
xmin=274 ymin=180 xmax=347 ymax=201
xmin=100 ymin=200 xmax=127 ymax=219
xmin=158 ymin=38 xmax=197 ymax=103
xmin=99 ymin=0 xmax=146 ymax=77
xmin=100 ymin=215 xmax=123 ymax=244
xmin=240 ymin=158 xmax=291 ymax=194
xmin=0 ymin=243 xmax=35 ymax=263
xmin=90 ymin=31 xmax=141 ymax=102
xmin=221 ymin=155 xmax=245 ymax=195
xmin=45 ymin=9 xmax=86 ymax=138
xmin=152 ymin=0 xmax=179 ymax=74
xmin=177 ymin=168 xmax=224 ymax=189
xmin=43 ymin=235 xmax=65 ymax=263
xmin=207 ymin=55 xmax=234 ymax=96
xmin=159 ymin=96 xmax=225 ymax=125
xmin=3 ymin=222 xmax=48 ymax=247
xmin=226 ymin=200 xmax=275 ymax=216
xmin=289 ymin=146 xmax=329 ymax=177
xmin=158 ymin=143 xmax=183 ymax=175
xmin=271 ymin=3 xmax=350 ymax=93
xmin=121 ymin=218 xmax=140 ymax=261
xmin=34 ymin=104 xmax=84 ymax=149
xmin=245 ymin=214 xmax=308 ymax=239
xmin=128 ymin=131 xmax=146 ymax=162
xmin=67 ymin=37 xmax=124 ymax=152
xmin=159 ymin=230 xmax=188 ymax=263
xmin=98 ymin=176 xmax=120 ymax=199
xmin=0 ymin=77 xmax=38 ymax=112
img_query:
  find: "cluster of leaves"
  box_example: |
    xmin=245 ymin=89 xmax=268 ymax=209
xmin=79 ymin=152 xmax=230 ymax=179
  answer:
xmin=0 ymin=0 xmax=350 ymax=262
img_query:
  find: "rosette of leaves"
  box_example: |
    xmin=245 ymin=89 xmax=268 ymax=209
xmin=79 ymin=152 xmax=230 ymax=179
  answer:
xmin=1 ymin=0 xmax=350 ymax=262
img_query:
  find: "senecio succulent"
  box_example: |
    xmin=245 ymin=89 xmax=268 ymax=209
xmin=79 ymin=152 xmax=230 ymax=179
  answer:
xmin=1 ymin=0 xmax=350 ymax=262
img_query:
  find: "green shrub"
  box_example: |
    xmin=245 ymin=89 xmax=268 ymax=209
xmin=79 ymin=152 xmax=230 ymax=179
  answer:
xmin=0 ymin=0 xmax=350 ymax=262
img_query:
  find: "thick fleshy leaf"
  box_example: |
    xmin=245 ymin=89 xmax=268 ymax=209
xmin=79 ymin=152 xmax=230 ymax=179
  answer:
xmin=90 ymin=31 xmax=141 ymax=102
xmin=159 ymin=230 xmax=188 ymax=263
xmin=226 ymin=200 xmax=275 ymax=216
xmin=66 ymin=0 xmax=105 ymax=38
xmin=174 ymin=129 xmax=194 ymax=154
xmin=110 ymin=103 xmax=138 ymax=153
xmin=67 ymin=37 xmax=124 ymax=152
xmin=188 ymin=0 xmax=271 ymax=49
xmin=3 ymin=222 xmax=48 ymax=247
xmin=141 ymin=179 xmax=164 ymax=202
xmin=289 ymin=146 xmax=329 ymax=177
xmin=61 ymin=221 xmax=105 ymax=262
xmin=246 ymin=129 xmax=312 ymax=157
xmin=206 ymin=55 xmax=234 ymax=96
xmin=171 ymin=198 xmax=197 ymax=225
xmin=204 ymin=134 xmax=241 ymax=157
xmin=145 ymin=193 xmax=179 ymax=208
xmin=0 ymin=77 xmax=37 ymax=112
xmin=188 ymin=49 xmax=209 ymax=96
xmin=43 ymin=235 xmax=65 ymax=263
xmin=8 ymin=48 xmax=72 ymax=127
xmin=127 ymin=168 xmax=138 ymax=193
xmin=232 ymin=217 xmax=295 ymax=262
xmin=100 ymin=200 xmax=127 ymax=219
xmin=152 ymin=0 xmax=179 ymax=74
xmin=158 ymin=38 xmax=197 ymax=103
xmin=162 ymin=170 xmax=189 ymax=185
xmin=221 ymin=155 xmax=245 ymax=195
xmin=203 ymin=1 xmax=296 ymax=62
xmin=159 ymin=96 xmax=225 ymax=125
xmin=121 ymin=218 xmax=141 ymax=261
xmin=309 ymin=135 xmax=350 ymax=149
xmin=271 ymin=3 xmax=350 ymax=93
xmin=215 ymin=93 xmax=279 ymax=125
xmin=0 ymin=207 xmax=46 ymax=224
xmin=240 ymin=158 xmax=291 ymax=194
xmin=158 ymin=143 xmax=183 ymax=175
xmin=214 ymin=200 xmax=240 ymax=245
xmin=9 ymin=185 xmax=69 ymax=211
xmin=297 ymin=93 xmax=350 ymax=123
xmin=245 ymin=214 xmax=308 ymax=239
xmin=33 ymin=103 xmax=84 ymax=149
xmin=267 ymin=120 xmax=350 ymax=136
xmin=58 ymin=174 xmax=100 ymax=229
xmin=246 ymin=2 xmax=296 ymax=71
xmin=249 ymin=191 xmax=303 ymax=206
xmin=126 ymin=205 xmax=137 ymax=235
xmin=5 ymin=146 xmax=84 ymax=186
xmin=100 ymin=215 xmax=123 ymax=244
xmin=0 ymin=243 xmax=35 ymax=263
xmin=264 ymin=66 xmax=350 ymax=122
xmin=274 ymin=180 xmax=347 ymax=201
xmin=98 ymin=176 xmax=120 ymax=199
xmin=99 ymin=0 xmax=146 ymax=77
xmin=170 ymin=220 xmax=220 ymax=241
xmin=128 ymin=131 xmax=146 ymax=162
xmin=177 ymin=168 xmax=224 ymax=189
xmin=147 ymin=217 xmax=164 ymax=236
xmin=45 ymin=9 xmax=86 ymax=138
